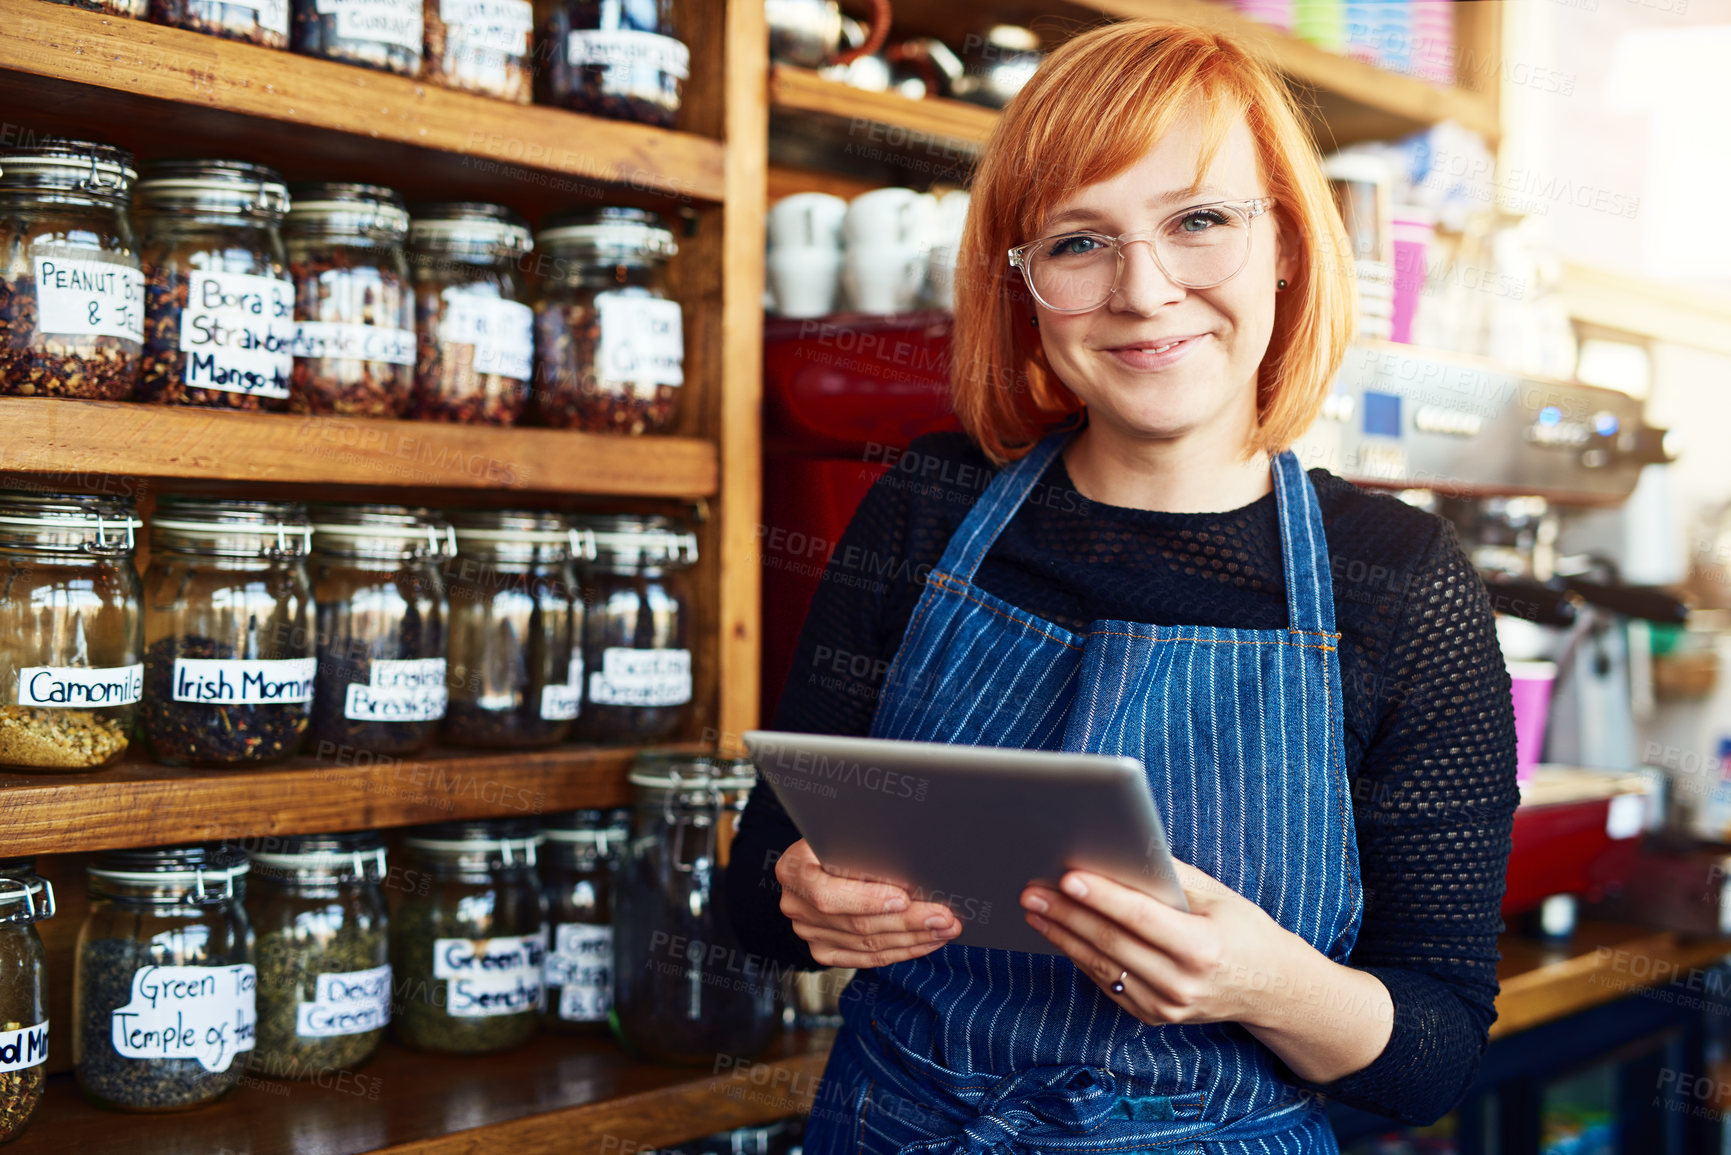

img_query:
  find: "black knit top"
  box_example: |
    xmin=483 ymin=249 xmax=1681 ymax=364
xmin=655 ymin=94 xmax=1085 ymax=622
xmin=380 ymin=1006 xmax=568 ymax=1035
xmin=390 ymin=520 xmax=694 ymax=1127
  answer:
xmin=726 ymin=431 xmax=1519 ymax=1125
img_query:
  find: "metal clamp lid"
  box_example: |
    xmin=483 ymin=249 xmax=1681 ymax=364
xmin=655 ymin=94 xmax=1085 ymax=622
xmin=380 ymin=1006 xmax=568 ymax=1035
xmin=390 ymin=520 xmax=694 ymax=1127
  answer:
xmin=0 ymin=506 xmax=142 ymax=553
xmin=136 ymin=160 xmax=291 ymax=218
xmin=87 ymin=861 xmax=250 ymax=904
xmin=0 ymin=140 xmax=137 ymax=200
xmin=0 ymin=874 xmax=56 ymax=925
xmin=249 ymin=846 xmax=388 ymax=878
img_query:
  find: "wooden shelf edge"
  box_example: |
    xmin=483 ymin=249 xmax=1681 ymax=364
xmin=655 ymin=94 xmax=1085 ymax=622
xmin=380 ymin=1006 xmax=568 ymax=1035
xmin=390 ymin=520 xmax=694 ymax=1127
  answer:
xmin=0 ymin=0 xmax=727 ymax=203
xmin=770 ymin=66 xmax=999 ymax=151
xmin=0 ymin=399 xmax=719 ymax=497
xmin=0 ymin=743 xmax=686 ymax=855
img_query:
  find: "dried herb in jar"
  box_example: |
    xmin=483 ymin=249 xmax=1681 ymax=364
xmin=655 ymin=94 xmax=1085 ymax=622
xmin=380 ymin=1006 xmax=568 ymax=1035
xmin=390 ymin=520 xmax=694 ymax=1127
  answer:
xmin=138 ymin=258 xmax=296 ymax=410
xmin=532 ymin=301 xmax=678 ymax=434
xmin=292 ymin=0 xmax=422 ymax=74
xmin=410 ymin=291 xmax=530 ymax=424
xmin=150 ymin=0 xmax=290 ymax=47
xmin=0 ymin=706 xmax=128 ymax=769
xmin=0 ymin=1063 xmax=44 ymax=1142
xmin=0 ymin=274 xmax=140 ymax=400
xmin=309 ymin=596 xmax=444 ymax=757
xmin=42 ymin=0 xmax=144 ymax=14
xmin=536 ymin=0 xmax=686 ymax=127
xmin=142 ymin=635 xmax=312 ymax=767
xmin=423 ymin=0 xmax=533 ymax=103
xmin=252 ymin=915 xmax=388 ymax=1077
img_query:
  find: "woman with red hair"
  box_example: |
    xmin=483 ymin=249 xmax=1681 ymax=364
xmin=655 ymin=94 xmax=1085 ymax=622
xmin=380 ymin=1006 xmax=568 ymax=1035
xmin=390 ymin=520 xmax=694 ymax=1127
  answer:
xmin=730 ymin=19 xmax=1517 ymax=1152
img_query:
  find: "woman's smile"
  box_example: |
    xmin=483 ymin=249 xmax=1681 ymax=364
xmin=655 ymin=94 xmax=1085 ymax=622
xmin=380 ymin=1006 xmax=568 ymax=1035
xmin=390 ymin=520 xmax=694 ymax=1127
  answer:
xmin=1100 ymin=331 xmax=1209 ymax=371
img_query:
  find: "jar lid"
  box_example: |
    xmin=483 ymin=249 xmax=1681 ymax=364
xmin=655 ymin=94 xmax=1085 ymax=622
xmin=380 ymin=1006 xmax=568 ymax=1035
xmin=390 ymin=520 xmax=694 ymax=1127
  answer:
xmin=135 ymin=159 xmax=290 ymax=219
xmin=405 ymin=817 xmax=544 ymax=860
xmin=448 ymin=509 xmax=596 ymax=559
xmin=0 ymin=139 xmax=136 ymax=203
xmin=535 ymin=206 xmax=677 ymax=260
xmin=409 ymin=202 xmax=533 ymax=255
xmin=309 ymin=503 xmax=454 ymax=560
xmin=287 ymin=182 xmax=410 ymax=239
xmin=541 ymin=809 xmax=627 ymax=845
xmin=0 ymin=859 xmax=55 ymax=926
xmin=152 ymin=497 xmax=313 ymax=557
xmin=89 ymin=845 xmax=250 ymax=893
xmin=570 ymin=513 xmax=697 ymax=567
xmin=244 ymin=830 xmax=388 ymax=877
xmin=0 ymin=491 xmax=141 ymax=554
xmin=628 ymin=749 xmax=756 ymax=791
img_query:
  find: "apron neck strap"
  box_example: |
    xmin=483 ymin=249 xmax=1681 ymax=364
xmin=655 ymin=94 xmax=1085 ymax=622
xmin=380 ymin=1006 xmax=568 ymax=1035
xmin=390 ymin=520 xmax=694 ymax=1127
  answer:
xmin=935 ymin=429 xmax=1072 ymax=581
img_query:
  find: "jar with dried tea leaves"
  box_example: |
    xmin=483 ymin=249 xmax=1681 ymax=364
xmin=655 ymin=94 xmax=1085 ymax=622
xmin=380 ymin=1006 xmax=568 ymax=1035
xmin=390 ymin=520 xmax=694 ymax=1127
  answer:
xmin=532 ymin=207 xmax=684 ymax=435
xmin=292 ymin=0 xmax=421 ymax=73
xmin=286 ymin=184 xmax=417 ymax=417
xmin=307 ymin=504 xmax=450 ymax=759
xmin=0 ymin=140 xmax=144 ymax=401
xmin=44 ymin=0 xmax=145 ymax=17
xmin=151 ymin=0 xmax=288 ymax=47
xmin=569 ymin=514 xmax=694 ymax=744
xmin=424 ymin=0 xmax=532 ymax=101
xmin=136 ymin=160 xmax=296 ymax=410
xmin=0 ymin=492 xmax=143 ymax=772
xmin=247 ymin=832 xmax=390 ymax=1079
xmin=142 ymin=499 xmax=315 ymax=768
xmin=407 ymin=203 xmax=533 ymax=425
xmin=74 ymin=846 xmax=255 ymax=1112
xmin=538 ymin=0 xmax=686 ymax=127
xmin=539 ymin=808 xmax=626 ymax=1033
xmin=392 ymin=820 xmax=545 ymax=1054
xmin=0 ymin=860 xmax=53 ymax=1143
xmin=440 ymin=510 xmax=587 ymax=749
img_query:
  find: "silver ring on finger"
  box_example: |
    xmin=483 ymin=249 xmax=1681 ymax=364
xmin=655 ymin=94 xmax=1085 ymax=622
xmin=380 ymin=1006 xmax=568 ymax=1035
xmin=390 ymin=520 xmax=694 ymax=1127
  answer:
xmin=1111 ymin=969 xmax=1128 ymax=995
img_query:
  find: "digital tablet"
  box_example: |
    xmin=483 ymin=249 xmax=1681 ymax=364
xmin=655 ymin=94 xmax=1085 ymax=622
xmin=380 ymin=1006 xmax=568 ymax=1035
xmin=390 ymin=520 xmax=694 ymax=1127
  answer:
xmin=742 ymin=730 xmax=1188 ymax=956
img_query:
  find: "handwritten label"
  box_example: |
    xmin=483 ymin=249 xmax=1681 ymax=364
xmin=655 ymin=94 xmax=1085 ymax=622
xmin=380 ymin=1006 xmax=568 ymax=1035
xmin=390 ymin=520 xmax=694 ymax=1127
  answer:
xmin=539 ymin=683 xmax=581 ymax=721
xmin=439 ymin=293 xmax=533 ymax=381
xmin=432 ymin=935 xmax=544 ymax=1017
xmin=110 ymin=964 xmax=256 ymax=1073
xmin=292 ymin=320 xmax=417 ymax=365
xmin=565 ymin=29 xmax=690 ymax=78
xmin=214 ymin=0 xmax=288 ymax=34
xmin=596 ymin=294 xmax=683 ymax=390
xmin=180 ymin=271 xmax=295 ymax=399
xmin=546 ymin=924 xmax=612 ymax=1022
xmin=296 ymin=965 xmax=392 ymax=1038
xmin=0 ymin=1023 xmax=48 ymax=1073
xmin=18 ymin=664 xmax=143 ymax=708
xmin=316 ymin=0 xmax=422 ymax=49
xmin=344 ymin=658 xmax=447 ymax=722
xmin=588 ymin=647 xmax=690 ymax=707
xmin=172 ymin=657 xmax=317 ymax=705
xmin=34 ymin=256 xmax=144 ymax=341
xmin=440 ymin=0 xmax=532 ymax=54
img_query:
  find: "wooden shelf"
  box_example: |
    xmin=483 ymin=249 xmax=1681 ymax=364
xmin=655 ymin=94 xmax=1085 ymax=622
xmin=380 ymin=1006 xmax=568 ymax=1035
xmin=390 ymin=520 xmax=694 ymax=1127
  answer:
xmin=770 ymin=65 xmax=999 ymax=151
xmin=0 ymin=743 xmax=668 ymax=856
xmin=0 ymin=0 xmax=727 ymax=208
xmin=0 ymin=399 xmax=718 ymax=498
xmin=3 ymin=1030 xmax=832 ymax=1154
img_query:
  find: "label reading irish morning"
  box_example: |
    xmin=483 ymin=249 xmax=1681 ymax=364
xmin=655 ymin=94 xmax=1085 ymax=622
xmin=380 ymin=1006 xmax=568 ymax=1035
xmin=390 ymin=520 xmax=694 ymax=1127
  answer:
xmin=172 ymin=657 xmax=317 ymax=705
xmin=17 ymin=664 xmax=143 ymax=708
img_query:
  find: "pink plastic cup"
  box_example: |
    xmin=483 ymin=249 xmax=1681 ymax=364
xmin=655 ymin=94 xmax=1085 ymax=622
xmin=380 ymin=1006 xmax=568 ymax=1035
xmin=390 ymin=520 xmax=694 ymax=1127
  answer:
xmin=1390 ymin=206 xmax=1434 ymax=345
xmin=1507 ymin=660 xmax=1557 ymax=785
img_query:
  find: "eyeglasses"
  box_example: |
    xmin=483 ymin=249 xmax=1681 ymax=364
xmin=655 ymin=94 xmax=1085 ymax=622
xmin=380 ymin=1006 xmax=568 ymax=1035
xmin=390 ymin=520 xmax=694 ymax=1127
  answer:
xmin=1008 ymin=197 xmax=1275 ymax=313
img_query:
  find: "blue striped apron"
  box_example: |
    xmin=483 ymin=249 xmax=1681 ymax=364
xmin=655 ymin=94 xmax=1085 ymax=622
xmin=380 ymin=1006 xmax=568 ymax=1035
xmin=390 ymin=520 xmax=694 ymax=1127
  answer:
xmin=802 ymin=429 xmax=1363 ymax=1154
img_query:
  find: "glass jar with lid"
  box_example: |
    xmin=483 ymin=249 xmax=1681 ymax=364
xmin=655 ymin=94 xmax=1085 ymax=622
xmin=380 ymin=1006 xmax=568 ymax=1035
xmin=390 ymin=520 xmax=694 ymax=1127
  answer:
xmin=440 ymin=510 xmax=587 ymax=749
xmin=570 ymin=514 xmax=695 ymax=744
xmin=285 ymin=184 xmax=416 ymax=417
xmin=392 ymin=819 xmax=546 ymax=1054
xmin=407 ymin=203 xmax=534 ymax=425
xmin=246 ymin=832 xmax=390 ymax=1079
xmin=612 ymin=752 xmax=778 ymax=1065
xmin=45 ymin=0 xmax=145 ymax=17
xmin=293 ymin=0 xmax=423 ymax=73
xmin=0 ymin=492 xmax=143 ymax=771
xmin=540 ymin=807 xmax=627 ymax=1033
xmin=531 ymin=207 xmax=684 ymax=436
xmin=538 ymin=0 xmax=686 ymax=127
xmin=74 ymin=845 xmax=255 ymax=1112
xmin=424 ymin=0 xmax=533 ymax=101
xmin=0 ymin=860 xmax=53 ymax=1143
xmin=0 ymin=139 xmax=144 ymax=401
xmin=307 ymin=505 xmax=450 ymax=760
xmin=142 ymin=498 xmax=315 ymax=768
xmin=151 ymin=0 xmax=288 ymax=46
xmin=136 ymin=160 xmax=296 ymax=410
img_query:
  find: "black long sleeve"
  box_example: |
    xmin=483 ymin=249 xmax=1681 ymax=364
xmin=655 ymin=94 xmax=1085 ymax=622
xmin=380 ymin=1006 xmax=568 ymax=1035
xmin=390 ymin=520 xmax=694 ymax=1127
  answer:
xmin=725 ymin=431 xmax=1518 ymax=1125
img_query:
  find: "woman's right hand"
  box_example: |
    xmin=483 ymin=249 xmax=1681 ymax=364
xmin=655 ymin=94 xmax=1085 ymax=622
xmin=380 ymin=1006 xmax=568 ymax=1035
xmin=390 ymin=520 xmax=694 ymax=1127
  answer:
xmin=776 ymin=838 xmax=962 ymax=967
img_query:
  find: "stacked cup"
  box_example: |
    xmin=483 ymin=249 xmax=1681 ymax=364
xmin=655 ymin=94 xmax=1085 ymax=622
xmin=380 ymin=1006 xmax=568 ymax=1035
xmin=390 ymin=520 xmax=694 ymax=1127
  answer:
xmin=842 ymin=189 xmax=937 ymax=314
xmin=767 ymin=193 xmax=848 ymax=319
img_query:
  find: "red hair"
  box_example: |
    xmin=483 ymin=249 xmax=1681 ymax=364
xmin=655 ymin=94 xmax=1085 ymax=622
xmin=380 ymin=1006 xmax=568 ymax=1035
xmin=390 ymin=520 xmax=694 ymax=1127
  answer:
xmin=951 ymin=19 xmax=1356 ymax=463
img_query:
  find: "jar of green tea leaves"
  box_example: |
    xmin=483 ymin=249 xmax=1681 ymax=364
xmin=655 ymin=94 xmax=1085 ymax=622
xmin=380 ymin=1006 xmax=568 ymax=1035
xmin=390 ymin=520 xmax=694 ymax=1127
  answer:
xmin=392 ymin=820 xmax=545 ymax=1054
xmin=247 ymin=832 xmax=390 ymax=1080
xmin=539 ymin=808 xmax=626 ymax=1033
xmin=0 ymin=860 xmax=53 ymax=1143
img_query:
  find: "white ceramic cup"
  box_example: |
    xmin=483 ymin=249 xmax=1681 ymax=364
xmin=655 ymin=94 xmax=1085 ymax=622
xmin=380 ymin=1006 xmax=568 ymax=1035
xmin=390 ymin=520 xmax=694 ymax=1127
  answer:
xmin=844 ymin=247 xmax=923 ymax=313
xmin=768 ymin=192 xmax=848 ymax=250
xmin=844 ymin=188 xmax=926 ymax=248
xmin=767 ymin=246 xmax=842 ymax=318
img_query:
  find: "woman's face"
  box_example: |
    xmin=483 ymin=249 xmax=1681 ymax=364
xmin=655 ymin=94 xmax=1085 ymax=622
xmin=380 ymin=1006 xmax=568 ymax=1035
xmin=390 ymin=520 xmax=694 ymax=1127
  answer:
xmin=1032 ymin=109 xmax=1294 ymax=450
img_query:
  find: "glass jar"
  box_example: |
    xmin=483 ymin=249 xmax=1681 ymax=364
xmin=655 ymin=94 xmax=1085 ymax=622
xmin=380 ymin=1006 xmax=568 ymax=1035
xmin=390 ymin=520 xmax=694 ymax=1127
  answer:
xmin=74 ymin=846 xmax=255 ymax=1112
xmin=0 ymin=861 xmax=53 ymax=1144
xmin=440 ymin=510 xmax=587 ymax=749
xmin=540 ymin=808 xmax=627 ymax=1033
xmin=570 ymin=514 xmax=695 ymax=744
xmin=292 ymin=0 xmax=421 ymax=73
xmin=538 ymin=0 xmax=686 ymax=127
xmin=285 ymin=184 xmax=416 ymax=417
xmin=407 ymin=203 xmax=534 ymax=425
xmin=136 ymin=160 xmax=296 ymax=410
xmin=246 ymin=832 xmax=390 ymax=1079
xmin=0 ymin=140 xmax=144 ymax=401
xmin=307 ymin=505 xmax=450 ymax=759
xmin=612 ymin=752 xmax=778 ymax=1065
xmin=392 ymin=820 xmax=545 ymax=1054
xmin=0 ymin=493 xmax=144 ymax=771
xmin=531 ymin=207 xmax=684 ymax=435
xmin=151 ymin=0 xmax=288 ymax=47
xmin=44 ymin=0 xmax=145 ymax=16
xmin=142 ymin=498 xmax=315 ymax=768
xmin=424 ymin=0 xmax=532 ymax=101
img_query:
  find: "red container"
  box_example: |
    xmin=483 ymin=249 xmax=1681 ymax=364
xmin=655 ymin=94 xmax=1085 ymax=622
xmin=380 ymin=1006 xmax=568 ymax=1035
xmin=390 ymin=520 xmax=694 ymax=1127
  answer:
xmin=1501 ymin=772 xmax=1650 ymax=916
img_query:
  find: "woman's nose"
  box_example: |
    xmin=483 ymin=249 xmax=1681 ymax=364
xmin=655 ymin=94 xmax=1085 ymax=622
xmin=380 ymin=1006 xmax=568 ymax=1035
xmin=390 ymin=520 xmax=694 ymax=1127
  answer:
xmin=1109 ymin=237 xmax=1187 ymax=314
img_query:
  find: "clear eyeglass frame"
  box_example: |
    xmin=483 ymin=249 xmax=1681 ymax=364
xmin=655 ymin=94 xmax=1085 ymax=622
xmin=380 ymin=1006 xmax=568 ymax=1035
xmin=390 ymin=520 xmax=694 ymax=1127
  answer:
xmin=1007 ymin=196 xmax=1276 ymax=313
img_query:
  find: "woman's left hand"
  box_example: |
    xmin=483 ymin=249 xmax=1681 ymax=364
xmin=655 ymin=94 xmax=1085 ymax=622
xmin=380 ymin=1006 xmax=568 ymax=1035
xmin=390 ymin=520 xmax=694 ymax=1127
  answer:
xmin=1020 ymin=859 xmax=1298 ymax=1029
